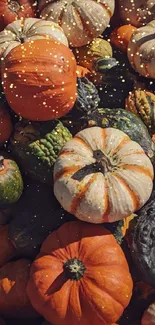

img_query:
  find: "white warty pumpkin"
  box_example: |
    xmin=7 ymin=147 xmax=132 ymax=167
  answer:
xmin=127 ymin=20 xmax=155 ymax=79
xmin=38 ymin=0 xmax=115 ymax=47
xmin=0 ymin=17 xmax=68 ymax=58
xmin=54 ymin=127 xmax=154 ymax=223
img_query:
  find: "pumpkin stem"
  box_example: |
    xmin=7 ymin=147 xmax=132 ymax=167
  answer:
xmin=63 ymin=257 xmax=86 ymax=281
xmin=8 ymin=0 xmax=20 ymax=13
xmin=93 ymin=149 xmax=114 ymax=173
xmin=0 ymin=156 xmax=4 ymax=171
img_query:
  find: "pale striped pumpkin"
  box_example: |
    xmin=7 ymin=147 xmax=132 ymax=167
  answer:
xmin=0 ymin=17 xmax=68 ymax=58
xmin=54 ymin=127 xmax=154 ymax=224
xmin=127 ymin=20 xmax=155 ymax=79
xmin=38 ymin=0 xmax=115 ymax=47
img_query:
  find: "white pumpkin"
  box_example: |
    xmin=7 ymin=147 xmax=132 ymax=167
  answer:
xmin=0 ymin=17 xmax=68 ymax=58
xmin=38 ymin=0 xmax=115 ymax=47
xmin=118 ymin=0 xmax=155 ymax=27
xmin=141 ymin=303 xmax=155 ymax=325
xmin=54 ymin=127 xmax=154 ymax=224
xmin=127 ymin=20 xmax=155 ymax=79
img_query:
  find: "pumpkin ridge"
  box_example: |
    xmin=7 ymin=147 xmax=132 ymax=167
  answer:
xmin=54 ymin=165 xmax=82 ymax=182
xmin=118 ymin=164 xmax=153 ymax=179
xmin=70 ymin=174 xmax=98 ymax=215
xmin=91 ymin=0 xmax=112 ymax=18
xmin=111 ymin=136 xmax=130 ymax=156
xmin=114 ymin=174 xmax=140 ymax=210
xmin=73 ymin=136 xmax=93 ymax=152
xmin=72 ymin=6 xmax=94 ymax=39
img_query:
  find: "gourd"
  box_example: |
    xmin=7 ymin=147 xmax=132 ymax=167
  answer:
xmin=85 ymin=108 xmax=155 ymax=162
xmin=1 ymin=39 xmax=77 ymax=121
xmin=27 ymin=221 xmax=133 ymax=325
xmin=0 ymin=0 xmax=36 ymax=32
xmin=0 ymin=259 xmax=38 ymax=318
xmin=127 ymin=21 xmax=155 ymax=79
xmin=105 ymin=214 xmax=136 ymax=244
xmin=73 ymin=38 xmax=113 ymax=71
xmin=141 ymin=303 xmax=155 ymax=325
xmin=38 ymin=0 xmax=115 ymax=47
xmin=129 ymin=189 xmax=155 ymax=287
xmin=8 ymin=183 xmax=69 ymax=258
xmin=9 ymin=120 xmax=72 ymax=184
xmin=125 ymin=89 xmax=155 ymax=133
xmin=110 ymin=25 xmax=137 ymax=52
xmin=54 ymin=126 xmax=153 ymax=223
xmin=0 ymin=17 xmax=68 ymax=58
xmin=0 ymin=153 xmax=23 ymax=207
xmin=118 ymin=0 xmax=155 ymax=27
xmin=0 ymin=225 xmax=16 ymax=267
xmin=0 ymin=101 xmax=13 ymax=146
xmin=76 ymin=65 xmax=90 ymax=78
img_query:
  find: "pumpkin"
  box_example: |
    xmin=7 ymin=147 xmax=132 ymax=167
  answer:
xmin=0 ymin=0 xmax=36 ymax=32
xmin=118 ymin=0 xmax=155 ymax=27
xmin=54 ymin=126 xmax=153 ymax=223
xmin=0 ymin=258 xmax=38 ymax=318
xmin=0 ymin=100 xmax=13 ymax=146
xmin=129 ymin=189 xmax=155 ymax=287
xmin=125 ymin=89 xmax=155 ymax=133
xmin=27 ymin=221 xmax=133 ymax=325
xmin=73 ymin=38 xmax=113 ymax=71
xmin=0 ymin=225 xmax=16 ymax=268
xmin=2 ymin=39 xmax=77 ymax=121
xmin=110 ymin=25 xmax=137 ymax=53
xmin=0 ymin=17 xmax=68 ymax=58
xmin=0 ymin=153 xmax=23 ymax=207
xmin=127 ymin=21 xmax=155 ymax=79
xmin=85 ymin=108 xmax=155 ymax=162
xmin=9 ymin=119 xmax=72 ymax=184
xmin=141 ymin=303 xmax=155 ymax=325
xmin=8 ymin=183 xmax=69 ymax=258
xmin=38 ymin=0 xmax=115 ymax=47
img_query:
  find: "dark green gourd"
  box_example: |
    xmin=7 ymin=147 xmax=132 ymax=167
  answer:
xmin=9 ymin=119 xmax=72 ymax=184
xmin=8 ymin=183 xmax=69 ymax=258
xmin=75 ymin=77 xmax=100 ymax=115
xmin=129 ymin=190 xmax=155 ymax=287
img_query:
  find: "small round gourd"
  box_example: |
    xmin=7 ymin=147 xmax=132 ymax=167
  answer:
xmin=141 ymin=303 xmax=155 ymax=325
xmin=38 ymin=0 xmax=115 ymax=47
xmin=127 ymin=21 xmax=155 ymax=79
xmin=0 ymin=17 xmax=68 ymax=58
xmin=54 ymin=126 xmax=154 ymax=223
xmin=0 ymin=154 xmax=23 ymax=207
xmin=110 ymin=25 xmax=137 ymax=52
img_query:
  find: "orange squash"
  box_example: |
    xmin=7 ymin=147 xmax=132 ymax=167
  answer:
xmin=0 ymin=225 xmax=16 ymax=268
xmin=27 ymin=221 xmax=133 ymax=325
xmin=0 ymin=258 xmax=38 ymax=318
xmin=2 ymin=39 xmax=77 ymax=121
xmin=0 ymin=101 xmax=13 ymax=146
xmin=76 ymin=65 xmax=90 ymax=78
xmin=110 ymin=25 xmax=137 ymax=52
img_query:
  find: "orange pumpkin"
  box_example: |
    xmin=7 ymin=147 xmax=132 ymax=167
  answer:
xmin=0 ymin=258 xmax=38 ymax=318
xmin=27 ymin=221 xmax=133 ymax=325
xmin=110 ymin=25 xmax=137 ymax=52
xmin=2 ymin=39 xmax=77 ymax=121
xmin=0 ymin=0 xmax=36 ymax=32
xmin=0 ymin=101 xmax=13 ymax=146
xmin=0 ymin=225 xmax=16 ymax=268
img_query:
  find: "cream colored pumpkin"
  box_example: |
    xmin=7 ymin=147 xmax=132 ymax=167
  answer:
xmin=127 ymin=21 xmax=155 ymax=79
xmin=141 ymin=303 xmax=155 ymax=325
xmin=38 ymin=0 xmax=115 ymax=47
xmin=119 ymin=0 xmax=155 ymax=27
xmin=0 ymin=17 xmax=68 ymax=58
xmin=54 ymin=127 xmax=154 ymax=224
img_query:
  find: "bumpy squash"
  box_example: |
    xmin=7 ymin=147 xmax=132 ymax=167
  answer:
xmin=54 ymin=126 xmax=153 ymax=223
xmin=0 ymin=225 xmax=16 ymax=268
xmin=39 ymin=0 xmax=115 ymax=47
xmin=110 ymin=25 xmax=137 ymax=52
xmin=0 ymin=17 xmax=68 ymax=58
xmin=0 ymin=154 xmax=23 ymax=207
xmin=0 ymin=101 xmax=13 ymax=146
xmin=10 ymin=120 xmax=72 ymax=184
xmin=73 ymin=38 xmax=113 ymax=71
xmin=142 ymin=303 xmax=155 ymax=325
xmin=0 ymin=259 xmax=38 ymax=318
xmin=125 ymin=89 xmax=155 ymax=133
xmin=8 ymin=183 xmax=69 ymax=258
xmin=2 ymin=39 xmax=77 ymax=121
xmin=27 ymin=221 xmax=133 ymax=325
xmin=129 ymin=189 xmax=155 ymax=287
xmin=86 ymin=108 xmax=155 ymax=162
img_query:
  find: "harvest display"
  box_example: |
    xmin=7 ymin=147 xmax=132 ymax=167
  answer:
xmin=0 ymin=1 xmax=155 ymax=325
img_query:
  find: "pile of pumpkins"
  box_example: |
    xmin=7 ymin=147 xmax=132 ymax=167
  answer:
xmin=0 ymin=0 xmax=155 ymax=325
